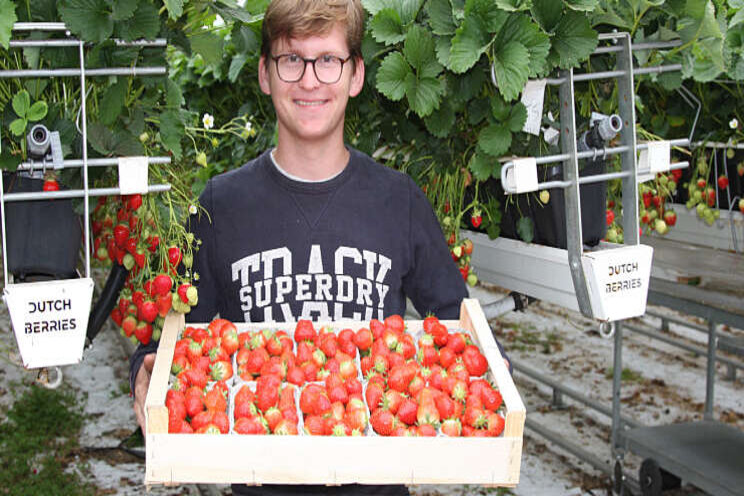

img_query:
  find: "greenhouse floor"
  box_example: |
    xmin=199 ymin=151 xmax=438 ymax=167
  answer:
xmin=1 ymin=275 xmax=741 ymax=495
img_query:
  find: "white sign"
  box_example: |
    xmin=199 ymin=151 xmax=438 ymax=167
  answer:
xmin=581 ymin=245 xmax=653 ymax=322
xmin=118 ymin=156 xmax=149 ymax=194
xmin=521 ymin=79 xmax=547 ymax=136
xmin=638 ymin=141 xmax=670 ymax=176
xmin=3 ymin=278 xmax=94 ymax=369
xmin=504 ymin=157 xmax=539 ymax=194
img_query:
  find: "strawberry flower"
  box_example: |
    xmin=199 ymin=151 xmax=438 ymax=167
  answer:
xmin=730 ymin=118 xmax=739 ymax=130
xmin=202 ymin=113 xmax=214 ymax=129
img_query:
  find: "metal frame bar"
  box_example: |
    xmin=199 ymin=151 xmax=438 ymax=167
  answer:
xmin=2 ymin=184 xmax=171 ymax=202
xmin=0 ymin=67 xmax=166 ymax=78
xmin=18 ymin=156 xmax=172 ymax=172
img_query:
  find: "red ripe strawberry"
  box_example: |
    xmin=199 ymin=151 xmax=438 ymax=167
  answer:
xmin=384 ymin=314 xmax=405 ymax=334
xmin=274 ymin=418 xmax=298 ymax=435
xmin=416 ymin=424 xmax=437 ymax=437
xmin=407 ymin=374 xmax=425 ymax=398
xmin=446 ymin=333 xmax=467 ymax=353
xmin=416 ymin=388 xmax=441 ymax=427
xmin=235 ymin=384 xmax=256 ymax=406
xmin=185 ymin=393 xmax=205 ymax=418
xmin=365 ymin=382 xmax=384 ymax=411
xmin=134 ymin=321 xmax=152 ymax=345
xmin=370 ymin=409 xmax=397 ymax=436
xmin=319 ymin=333 xmax=338 ymax=358
xmin=256 ymin=385 xmax=279 ymax=413
xmin=417 ymin=345 xmax=439 ymax=367
xmin=245 ymin=348 xmax=269 ymax=377
xmin=186 ymin=340 xmax=203 ymax=362
xmin=286 ymin=366 xmax=306 ymax=386
xmin=155 ymin=293 xmax=172 ymax=317
xmin=43 ymin=178 xmax=60 ymax=191
xmin=344 ymin=408 xmax=368 ymax=433
xmin=606 ymin=209 xmax=615 ymax=226
xmin=264 ymin=407 xmax=283 ymax=432
xmin=397 ymin=397 xmax=418 ymax=425
xmin=328 ymin=384 xmax=349 ymax=404
xmin=462 ymin=348 xmax=488 ymax=377
xmin=718 ymin=175 xmax=729 ymax=189
xmin=152 ymin=274 xmax=172 ymax=296
xmin=435 ymin=393 xmax=457 ymax=419
xmin=369 ymin=319 xmax=385 ymax=339
xmin=470 ymin=210 xmax=482 ymax=228
xmin=294 ymin=320 xmax=316 ymax=342
xmin=422 ymin=315 xmax=440 ymax=334
xmin=185 ymin=368 xmax=208 ymax=390
xmin=382 ymin=389 xmax=404 ymax=414
xmin=265 ymin=334 xmax=283 ymax=356
xmin=438 ymin=347 xmax=457 ymax=369
xmin=463 ymin=406 xmax=488 ymax=429
xmin=121 ymin=315 xmax=137 ymax=337
xmin=204 ymin=388 xmax=227 ymax=412
xmin=482 ymin=386 xmax=503 ymax=411
xmin=337 ymin=328 xmax=355 ymax=343
xmin=167 ymin=246 xmax=182 ymax=267
xmin=338 ymin=338 xmax=357 ymax=357
xmin=301 ymin=362 xmax=319 ymax=382
xmin=663 ymin=210 xmax=677 ymax=227
xmin=221 ymin=327 xmax=239 ymax=356
xmin=113 ymin=224 xmax=129 ymax=248
xmin=234 ymin=416 xmax=267 ymax=435
xmin=441 ymin=418 xmax=462 ymax=437
xmin=171 ymin=355 xmax=189 ymax=376
xmin=345 ymin=376 xmax=363 ymax=396
xmin=485 ymin=412 xmax=505 ymax=436
xmin=138 ymin=300 xmax=158 ymax=323
xmin=303 ymin=415 xmax=325 ymax=436
xmin=398 ymin=335 xmax=416 ymax=360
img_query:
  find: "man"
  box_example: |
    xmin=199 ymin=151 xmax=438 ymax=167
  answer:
xmin=131 ymin=1 xmax=506 ymax=494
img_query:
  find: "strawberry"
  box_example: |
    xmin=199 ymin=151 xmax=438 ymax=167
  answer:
xmin=738 ymin=163 xmax=744 ymax=177
xmin=416 ymin=388 xmax=440 ymax=427
xmin=168 ymin=246 xmax=182 ymax=267
xmin=185 ymin=393 xmax=205 ymax=418
xmin=482 ymin=386 xmax=503 ymax=412
xmin=740 ymin=198 xmax=744 ymax=214
xmin=470 ymin=209 xmax=482 ymax=228
xmin=416 ymin=424 xmax=437 ymax=437
xmin=384 ymin=314 xmax=405 ymax=334
xmin=353 ymin=327 xmax=373 ymax=351
xmin=134 ymin=321 xmax=152 ymax=345
xmin=156 ymin=293 xmax=172 ymax=317
xmin=209 ymin=360 xmax=233 ymax=381
xmin=303 ymin=415 xmax=325 ymax=436
xmin=42 ymin=178 xmax=60 ymax=191
xmin=718 ymin=175 xmax=729 ymax=189
xmin=370 ymin=409 xmax=397 ymax=436
xmin=417 ymin=345 xmax=439 ymax=367
xmin=273 ymin=419 xmax=298 ymax=435
xmin=234 ymin=416 xmax=267 ymax=435
xmin=221 ymin=327 xmax=239 ymax=356
xmin=663 ymin=210 xmax=677 ymax=227
xmin=397 ymin=397 xmax=418 ymax=425
xmin=365 ymin=382 xmax=384 ymax=411
xmin=264 ymin=407 xmax=283 ymax=432
xmin=121 ymin=315 xmax=137 ymax=337
xmin=152 ymin=274 xmax=173 ymax=296
xmin=204 ymin=388 xmax=227 ymax=412
xmin=294 ymin=319 xmax=317 ymax=342
xmin=606 ymin=209 xmax=615 ymax=226
xmin=441 ymin=418 xmax=462 ymax=437
xmin=344 ymin=407 xmax=368 ymax=432
xmin=485 ymin=412 xmax=505 ymax=436
xmin=462 ymin=347 xmax=489 ymax=377
xmin=113 ymin=224 xmax=130 ymax=248
xmin=138 ymin=300 xmax=158 ymax=323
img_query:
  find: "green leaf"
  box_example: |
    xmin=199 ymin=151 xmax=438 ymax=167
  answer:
xmin=99 ymin=79 xmax=128 ymax=126
xmin=59 ymin=0 xmax=114 ymax=43
xmin=491 ymin=41 xmax=530 ymax=101
xmin=12 ymin=90 xmax=31 ymax=117
xmin=376 ymin=51 xmax=412 ymax=101
xmin=549 ymin=11 xmax=598 ymax=69
xmin=506 ymin=102 xmax=527 ymax=132
xmin=498 ymin=14 xmax=551 ymax=77
xmin=87 ymin=123 xmax=116 ymax=155
xmin=191 ymin=32 xmax=225 ymax=67
xmin=164 ymin=0 xmax=184 ymax=20
xmin=426 ymin=0 xmax=457 ymax=35
xmin=564 ymin=0 xmax=598 ymax=11
xmin=424 ymin=98 xmax=455 ymax=137
xmin=490 ymin=93 xmax=510 ymax=121
xmin=362 ymin=0 xmax=396 ymax=15
xmin=516 ymin=216 xmax=534 ymax=243
xmin=111 ymin=0 xmax=137 ymax=21
xmin=212 ymin=3 xmax=261 ymax=24
xmin=468 ymin=149 xmax=497 ymax=181
xmin=448 ymin=68 xmax=486 ymax=103
xmin=370 ymin=8 xmax=407 ymax=45
xmin=530 ymin=0 xmax=562 ymax=32
xmin=9 ymin=118 xmax=27 ymax=137
xmin=26 ymin=101 xmax=48 ymax=122
xmin=111 ymin=129 xmax=145 ymax=156
xmin=115 ymin=1 xmax=160 ymax=41
xmin=234 ymin=25 xmax=259 ymax=53
xmin=730 ymin=8 xmax=744 ymax=28
xmin=478 ymin=123 xmax=512 ymax=157
xmin=25 ymin=80 xmax=48 ymax=100
xmin=400 ymin=0 xmax=425 ymax=23
xmin=404 ymin=25 xmax=440 ymax=75
xmin=165 ymin=78 xmax=183 ymax=108
xmin=448 ymin=14 xmax=489 ymax=73
xmin=243 ymin=0 xmax=270 ymax=15
xmin=0 ymin=0 xmax=18 ymax=49
xmin=494 ymin=0 xmax=532 ymax=11
xmin=159 ymin=110 xmax=184 ymax=160
xmin=465 ymin=0 xmax=509 ymax=32
xmin=228 ymin=53 xmax=248 ymax=82
xmin=434 ymin=34 xmax=453 ymax=66
xmin=405 ymin=73 xmax=445 ymax=117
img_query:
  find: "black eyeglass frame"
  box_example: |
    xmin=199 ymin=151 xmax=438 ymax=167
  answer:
xmin=270 ymin=53 xmax=353 ymax=84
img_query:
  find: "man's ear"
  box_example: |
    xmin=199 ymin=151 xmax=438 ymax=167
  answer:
xmin=258 ymin=55 xmax=271 ymax=95
xmin=349 ymin=57 xmax=365 ymax=97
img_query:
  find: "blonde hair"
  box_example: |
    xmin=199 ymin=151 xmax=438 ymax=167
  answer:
xmin=261 ymin=0 xmax=364 ymax=63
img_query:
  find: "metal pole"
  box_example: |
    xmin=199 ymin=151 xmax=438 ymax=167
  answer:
xmin=0 ymin=67 xmax=167 ymax=78
xmin=618 ymin=34 xmax=639 ymax=245
xmin=8 ymin=38 xmax=167 ymax=48
xmin=1 ymin=184 xmax=172 ymax=202
xmin=1 ymin=173 xmax=9 ymax=287
xmin=18 ymin=156 xmax=172 ymax=171
xmin=79 ymin=40 xmax=91 ymax=279
xmin=705 ymin=319 xmax=717 ymax=420
xmin=559 ymin=68 xmax=593 ymax=318
xmin=611 ymin=321 xmax=624 ymax=455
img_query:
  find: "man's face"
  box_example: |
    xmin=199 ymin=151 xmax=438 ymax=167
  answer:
xmin=259 ymin=23 xmax=364 ymax=146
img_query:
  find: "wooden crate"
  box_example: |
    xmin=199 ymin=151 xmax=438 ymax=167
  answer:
xmin=145 ymin=298 xmax=525 ymax=486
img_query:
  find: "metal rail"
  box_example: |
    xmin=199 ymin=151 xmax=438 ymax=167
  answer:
xmin=18 ymin=156 xmax=172 ymax=171
xmin=2 ymin=184 xmax=172 ymax=202
xmin=0 ymin=67 xmax=166 ymax=78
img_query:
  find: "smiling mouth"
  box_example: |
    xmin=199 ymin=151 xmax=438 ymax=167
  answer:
xmin=295 ymin=99 xmax=327 ymax=107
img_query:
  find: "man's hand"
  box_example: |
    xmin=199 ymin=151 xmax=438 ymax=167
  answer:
xmin=133 ymin=353 xmax=156 ymax=433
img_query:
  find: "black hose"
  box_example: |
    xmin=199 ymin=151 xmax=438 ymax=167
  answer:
xmin=86 ymin=263 xmax=130 ymax=344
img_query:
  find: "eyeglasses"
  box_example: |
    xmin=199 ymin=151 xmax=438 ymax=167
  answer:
xmin=271 ymin=53 xmax=351 ymax=84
